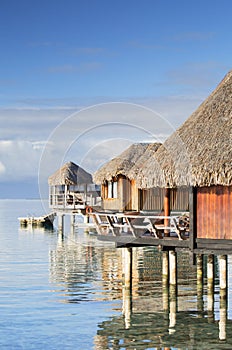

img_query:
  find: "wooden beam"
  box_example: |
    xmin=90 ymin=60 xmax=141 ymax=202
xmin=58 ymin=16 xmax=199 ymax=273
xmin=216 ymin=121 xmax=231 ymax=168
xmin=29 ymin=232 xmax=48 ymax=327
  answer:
xmin=164 ymin=188 xmax=170 ymax=237
xmin=189 ymin=186 xmax=197 ymax=251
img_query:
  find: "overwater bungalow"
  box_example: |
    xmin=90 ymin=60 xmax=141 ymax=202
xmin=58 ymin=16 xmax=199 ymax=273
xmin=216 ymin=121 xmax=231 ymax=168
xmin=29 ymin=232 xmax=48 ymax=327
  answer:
xmin=48 ymin=161 xmax=101 ymax=211
xmin=136 ymin=70 xmax=232 ymax=251
xmin=92 ymin=70 xmax=232 ymax=254
xmin=93 ymin=143 xmax=161 ymax=212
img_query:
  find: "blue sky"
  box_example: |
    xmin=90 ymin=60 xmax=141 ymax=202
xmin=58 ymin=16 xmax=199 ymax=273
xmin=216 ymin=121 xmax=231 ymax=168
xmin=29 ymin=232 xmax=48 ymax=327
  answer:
xmin=0 ymin=0 xmax=231 ymax=198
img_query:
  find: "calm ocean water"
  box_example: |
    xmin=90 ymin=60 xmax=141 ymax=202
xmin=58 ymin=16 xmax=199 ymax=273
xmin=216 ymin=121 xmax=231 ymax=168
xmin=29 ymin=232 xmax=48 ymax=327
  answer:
xmin=0 ymin=199 xmax=232 ymax=349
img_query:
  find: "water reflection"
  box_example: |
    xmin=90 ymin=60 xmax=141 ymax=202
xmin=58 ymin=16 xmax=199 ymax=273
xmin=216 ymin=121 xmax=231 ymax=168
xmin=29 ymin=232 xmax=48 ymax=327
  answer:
xmin=96 ymin=253 xmax=230 ymax=349
xmin=49 ymin=229 xmax=123 ymax=303
xmin=95 ymin=309 xmax=231 ymax=349
xmin=49 ymin=229 xmax=231 ymax=349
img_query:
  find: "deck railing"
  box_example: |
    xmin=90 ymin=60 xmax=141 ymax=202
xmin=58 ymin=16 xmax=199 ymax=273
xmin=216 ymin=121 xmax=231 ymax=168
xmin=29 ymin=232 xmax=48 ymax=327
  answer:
xmin=91 ymin=212 xmax=189 ymax=240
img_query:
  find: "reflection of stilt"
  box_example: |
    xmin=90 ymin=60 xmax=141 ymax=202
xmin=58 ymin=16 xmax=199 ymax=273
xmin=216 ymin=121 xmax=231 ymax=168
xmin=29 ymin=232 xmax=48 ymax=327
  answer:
xmin=207 ymin=254 xmax=214 ymax=322
xmin=122 ymin=247 xmax=132 ymax=329
xmin=169 ymin=250 xmax=177 ymax=333
xmin=219 ymin=255 xmax=227 ymax=341
xmin=219 ymin=297 xmax=227 ymax=342
xmin=197 ymin=254 xmax=204 ymax=314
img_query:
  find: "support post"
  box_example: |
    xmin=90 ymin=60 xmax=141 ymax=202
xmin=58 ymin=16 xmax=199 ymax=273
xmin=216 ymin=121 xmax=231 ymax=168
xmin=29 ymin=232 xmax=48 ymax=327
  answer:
xmin=207 ymin=254 xmax=214 ymax=322
xmin=122 ymin=247 xmax=133 ymax=329
xmin=162 ymin=251 xmax=169 ymax=312
xmin=164 ymin=188 xmax=170 ymax=237
xmin=219 ymin=255 xmax=227 ymax=301
xmin=189 ymin=186 xmax=197 ymax=251
xmin=169 ymin=250 xmax=177 ymax=297
xmin=58 ymin=213 xmax=65 ymax=233
xmin=169 ymin=250 xmax=177 ymax=333
xmin=70 ymin=213 xmax=75 ymax=226
xmin=123 ymin=247 xmax=133 ymax=288
xmin=197 ymin=254 xmax=204 ymax=313
xmin=218 ymin=255 xmax=227 ymax=340
xmin=84 ymin=214 xmax=90 ymax=224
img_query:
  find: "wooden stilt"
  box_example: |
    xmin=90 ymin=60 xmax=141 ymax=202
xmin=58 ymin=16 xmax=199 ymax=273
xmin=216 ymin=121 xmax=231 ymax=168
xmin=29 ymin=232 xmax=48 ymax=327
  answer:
xmin=70 ymin=213 xmax=75 ymax=226
xmin=219 ymin=255 xmax=227 ymax=299
xmin=169 ymin=250 xmax=177 ymax=333
xmin=164 ymin=188 xmax=170 ymax=237
xmin=58 ymin=213 xmax=65 ymax=233
xmin=162 ymin=251 xmax=169 ymax=312
xmin=207 ymin=254 xmax=214 ymax=322
xmin=124 ymin=247 xmax=132 ymax=288
xmin=122 ymin=247 xmax=133 ymax=329
xmin=197 ymin=254 xmax=204 ymax=313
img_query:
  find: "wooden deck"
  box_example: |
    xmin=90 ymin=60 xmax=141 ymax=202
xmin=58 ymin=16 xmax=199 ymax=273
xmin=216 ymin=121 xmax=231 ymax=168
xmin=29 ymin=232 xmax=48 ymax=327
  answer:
xmin=91 ymin=212 xmax=189 ymax=248
xmin=18 ymin=212 xmax=56 ymax=228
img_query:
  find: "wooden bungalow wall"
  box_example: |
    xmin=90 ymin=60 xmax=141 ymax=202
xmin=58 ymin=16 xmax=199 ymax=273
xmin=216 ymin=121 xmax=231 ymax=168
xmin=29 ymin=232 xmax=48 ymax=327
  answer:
xmin=101 ymin=177 xmax=190 ymax=213
xmin=141 ymin=187 xmax=190 ymax=212
xmin=197 ymin=185 xmax=232 ymax=239
xmin=101 ymin=176 xmax=133 ymax=212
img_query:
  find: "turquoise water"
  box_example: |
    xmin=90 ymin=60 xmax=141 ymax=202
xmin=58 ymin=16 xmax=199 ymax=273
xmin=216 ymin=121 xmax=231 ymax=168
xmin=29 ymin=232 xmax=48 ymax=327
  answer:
xmin=0 ymin=200 xmax=231 ymax=349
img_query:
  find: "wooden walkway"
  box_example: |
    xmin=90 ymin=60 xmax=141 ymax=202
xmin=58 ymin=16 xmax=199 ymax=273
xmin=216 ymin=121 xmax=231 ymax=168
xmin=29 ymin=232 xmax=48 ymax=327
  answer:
xmin=91 ymin=212 xmax=189 ymax=248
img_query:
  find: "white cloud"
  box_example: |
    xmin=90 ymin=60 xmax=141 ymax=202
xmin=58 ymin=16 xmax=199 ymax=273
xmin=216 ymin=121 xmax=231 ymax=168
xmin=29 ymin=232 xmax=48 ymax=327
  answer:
xmin=0 ymin=161 xmax=6 ymax=174
xmin=0 ymin=140 xmax=46 ymax=182
xmin=0 ymin=95 xmax=204 ymax=199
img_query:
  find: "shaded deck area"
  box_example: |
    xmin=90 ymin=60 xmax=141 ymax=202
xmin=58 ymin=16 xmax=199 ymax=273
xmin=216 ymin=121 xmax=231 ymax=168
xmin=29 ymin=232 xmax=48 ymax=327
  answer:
xmin=91 ymin=212 xmax=190 ymax=248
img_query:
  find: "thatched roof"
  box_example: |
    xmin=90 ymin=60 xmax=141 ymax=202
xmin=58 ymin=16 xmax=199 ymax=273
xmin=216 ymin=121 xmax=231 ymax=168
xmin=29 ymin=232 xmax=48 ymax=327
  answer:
xmin=93 ymin=143 xmax=161 ymax=184
xmin=136 ymin=70 xmax=232 ymax=188
xmin=48 ymin=161 xmax=93 ymax=186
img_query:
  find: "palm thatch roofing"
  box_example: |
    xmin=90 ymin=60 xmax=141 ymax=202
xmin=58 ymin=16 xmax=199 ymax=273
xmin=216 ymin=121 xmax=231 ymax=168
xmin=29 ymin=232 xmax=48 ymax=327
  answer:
xmin=48 ymin=161 xmax=93 ymax=186
xmin=136 ymin=70 xmax=232 ymax=188
xmin=93 ymin=143 xmax=162 ymax=184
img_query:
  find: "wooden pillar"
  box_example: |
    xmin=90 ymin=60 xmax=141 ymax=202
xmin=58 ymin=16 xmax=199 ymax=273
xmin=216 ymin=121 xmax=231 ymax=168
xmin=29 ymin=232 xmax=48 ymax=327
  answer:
xmin=162 ymin=251 xmax=169 ymax=312
xmin=207 ymin=254 xmax=214 ymax=321
xmin=64 ymin=185 xmax=67 ymax=208
xmin=123 ymin=247 xmax=133 ymax=288
xmin=207 ymin=254 xmax=214 ymax=290
xmin=169 ymin=250 xmax=177 ymax=332
xmin=197 ymin=254 xmax=204 ymax=313
xmin=122 ymin=248 xmax=133 ymax=329
xmin=189 ymin=186 xmax=197 ymax=251
xmin=219 ymin=255 xmax=227 ymax=300
xmin=218 ymin=255 xmax=227 ymax=339
xmin=84 ymin=214 xmax=90 ymax=224
xmin=70 ymin=213 xmax=75 ymax=226
xmin=162 ymin=251 xmax=169 ymax=287
xmin=58 ymin=213 xmax=65 ymax=233
xmin=164 ymin=188 xmax=170 ymax=237
xmin=169 ymin=250 xmax=177 ymax=297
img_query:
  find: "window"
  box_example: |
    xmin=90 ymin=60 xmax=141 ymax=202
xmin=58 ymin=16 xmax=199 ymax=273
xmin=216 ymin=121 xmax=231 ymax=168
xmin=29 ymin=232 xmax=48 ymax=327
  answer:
xmin=107 ymin=180 xmax=117 ymax=198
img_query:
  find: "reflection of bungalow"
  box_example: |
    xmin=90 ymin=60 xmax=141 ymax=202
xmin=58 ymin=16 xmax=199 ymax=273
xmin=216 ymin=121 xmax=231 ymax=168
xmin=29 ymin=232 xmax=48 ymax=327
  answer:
xmin=137 ymin=70 xmax=232 ymax=245
xmin=48 ymin=161 xmax=100 ymax=210
xmin=93 ymin=143 xmax=161 ymax=212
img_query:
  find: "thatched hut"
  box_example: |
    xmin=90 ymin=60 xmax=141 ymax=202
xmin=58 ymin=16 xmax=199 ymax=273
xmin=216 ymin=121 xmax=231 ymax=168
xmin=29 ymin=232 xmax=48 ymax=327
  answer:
xmin=48 ymin=161 xmax=100 ymax=209
xmin=93 ymin=143 xmax=162 ymax=211
xmin=136 ymin=70 xmax=232 ymax=241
